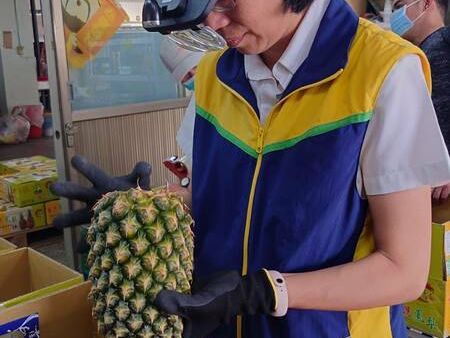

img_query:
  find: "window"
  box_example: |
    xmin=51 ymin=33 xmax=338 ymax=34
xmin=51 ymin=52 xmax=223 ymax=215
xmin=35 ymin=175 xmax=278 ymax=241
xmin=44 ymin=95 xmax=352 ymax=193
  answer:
xmin=62 ymin=0 xmax=180 ymax=111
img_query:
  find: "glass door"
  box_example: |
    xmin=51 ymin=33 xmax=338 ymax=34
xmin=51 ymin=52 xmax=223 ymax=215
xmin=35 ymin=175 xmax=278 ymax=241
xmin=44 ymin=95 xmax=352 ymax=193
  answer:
xmin=61 ymin=0 xmax=180 ymax=113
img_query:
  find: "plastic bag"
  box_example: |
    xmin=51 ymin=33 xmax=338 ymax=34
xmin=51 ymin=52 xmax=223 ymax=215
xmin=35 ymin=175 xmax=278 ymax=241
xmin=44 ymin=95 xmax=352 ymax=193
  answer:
xmin=13 ymin=105 xmax=44 ymax=139
xmin=0 ymin=110 xmax=31 ymax=144
xmin=23 ymin=104 xmax=44 ymax=128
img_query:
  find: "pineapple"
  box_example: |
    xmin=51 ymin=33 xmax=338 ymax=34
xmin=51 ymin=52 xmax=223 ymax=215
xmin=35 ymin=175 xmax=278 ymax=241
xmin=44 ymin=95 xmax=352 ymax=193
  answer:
xmin=87 ymin=188 xmax=194 ymax=338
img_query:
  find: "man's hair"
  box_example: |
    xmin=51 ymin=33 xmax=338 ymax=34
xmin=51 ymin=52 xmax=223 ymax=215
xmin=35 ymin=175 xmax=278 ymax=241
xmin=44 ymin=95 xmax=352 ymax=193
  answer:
xmin=436 ymin=0 xmax=449 ymax=17
xmin=283 ymin=0 xmax=315 ymax=13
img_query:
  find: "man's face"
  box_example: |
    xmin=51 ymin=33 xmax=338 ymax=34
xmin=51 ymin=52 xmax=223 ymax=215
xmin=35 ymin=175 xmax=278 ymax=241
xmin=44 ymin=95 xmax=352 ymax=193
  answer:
xmin=392 ymin=0 xmax=427 ymax=40
xmin=204 ymin=0 xmax=305 ymax=55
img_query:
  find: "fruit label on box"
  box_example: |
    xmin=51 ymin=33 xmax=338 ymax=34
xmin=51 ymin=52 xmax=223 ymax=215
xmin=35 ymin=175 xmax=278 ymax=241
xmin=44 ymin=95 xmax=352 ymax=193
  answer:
xmin=404 ymin=278 xmax=447 ymax=337
xmin=44 ymin=200 xmax=61 ymax=225
xmin=0 ymin=202 xmax=46 ymax=236
xmin=0 ymin=314 xmax=39 ymax=338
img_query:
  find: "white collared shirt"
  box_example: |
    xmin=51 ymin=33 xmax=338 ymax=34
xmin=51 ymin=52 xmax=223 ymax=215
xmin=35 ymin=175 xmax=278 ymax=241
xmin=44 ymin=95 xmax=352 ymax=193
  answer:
xmin=244 ymin=0 xmax=329 ymax=124
xmin=176 ymin=1 xmax=450 ymax=196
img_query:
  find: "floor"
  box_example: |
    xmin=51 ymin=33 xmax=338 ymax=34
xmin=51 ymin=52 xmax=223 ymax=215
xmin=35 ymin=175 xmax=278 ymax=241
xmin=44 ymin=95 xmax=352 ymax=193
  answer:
xmin=28 ymin=228 xmax=70 ymax=266
xmin=1 ymin=137 xmax=69 ymax=266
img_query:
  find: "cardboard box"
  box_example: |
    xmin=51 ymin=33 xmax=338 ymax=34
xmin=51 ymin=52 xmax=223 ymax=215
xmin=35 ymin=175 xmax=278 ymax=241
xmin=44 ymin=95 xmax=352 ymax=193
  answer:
xmin=404 ymin=201 xmax=450 ymax=337
xmin=0 ymin=164 xmax=18 ymax=177
xmin=0 ymin=237 xmax=16 ymax=253
xmin=0 ymin=313 xmax=39 ymax=337
xmin=0 ymin=200 xmax=46 ymax=236
xmin=0 ymin=281 xmax=98 ymax=338
xmin=0 ymin=248 xmax=83 ymax=309
xmin=45 ymin=199 xmax=61 ymax=226
xmin=0 ymin=170 xmax=58 ymax=207
xmin=404 ymin=275 xmax=449 ymax=337
xmin=0 ymin=156 xmax=56 ymax=174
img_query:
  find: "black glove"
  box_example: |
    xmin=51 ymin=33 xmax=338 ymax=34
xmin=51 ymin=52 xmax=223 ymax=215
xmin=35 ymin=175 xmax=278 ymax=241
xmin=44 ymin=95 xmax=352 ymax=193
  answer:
xmin=50 ymin=155 xmax=151 ymax=250
xmin=155 ymin=270 xmax=275 ymax=338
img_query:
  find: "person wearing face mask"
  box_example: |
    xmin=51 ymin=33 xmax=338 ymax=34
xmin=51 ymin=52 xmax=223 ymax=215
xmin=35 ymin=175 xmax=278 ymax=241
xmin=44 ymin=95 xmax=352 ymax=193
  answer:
xmin=159 ymin=37 xmax=204 ymax=173
xmin=51 ymin=0 xmax=450 ymax=337
xmin=159 ymin=37 xmax=204 ymax=92
xmin=391 ymin=0 xmax=450 ymax=203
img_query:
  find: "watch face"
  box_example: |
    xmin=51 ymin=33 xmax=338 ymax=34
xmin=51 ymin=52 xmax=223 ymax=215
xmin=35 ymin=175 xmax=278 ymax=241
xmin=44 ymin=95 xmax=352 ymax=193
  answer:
xmin=181 ymin=177 xmax=190 ymax=187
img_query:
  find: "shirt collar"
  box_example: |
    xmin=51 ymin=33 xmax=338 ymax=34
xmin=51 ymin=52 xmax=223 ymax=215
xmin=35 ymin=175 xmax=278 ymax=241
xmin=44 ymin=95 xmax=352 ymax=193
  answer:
xmin=244 ymin=52 xmax=273 ymax=81
xmin=244 ymin=0 xmax=331 ymax=83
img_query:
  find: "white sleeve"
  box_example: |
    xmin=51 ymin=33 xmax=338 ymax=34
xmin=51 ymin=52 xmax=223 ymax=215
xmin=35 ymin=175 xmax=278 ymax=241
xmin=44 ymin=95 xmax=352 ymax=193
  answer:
xmin=176 ymin=95 xmax=196 ymax=170
xmin=359 ymin=54 xmax=450 ymax=196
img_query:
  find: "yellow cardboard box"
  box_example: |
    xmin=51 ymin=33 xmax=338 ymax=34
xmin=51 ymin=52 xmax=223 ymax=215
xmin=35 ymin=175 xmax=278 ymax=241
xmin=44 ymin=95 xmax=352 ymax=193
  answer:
xmin=404 ymin=278 xmax=450 ymax=338
xmin=404 ymin=202 xmax=450 ymax=337
xmin=0 ymin=199 xmax=46 ymax=236
xmin=45 ymin=199 xmax=61 ymax=226
xmin=0 ymin=237 xmax=16 ymax=253
xmin=0 ymin=156 xmax=56 ymax=174
xmin=404 ymin=261 xmax=450 ymax=337
xmin=0 ymin=169 xmax=58 ymax=207
xmin=0 ymin=281 xmax=98 ymax=338
xmin=0 ymin=248 xmax=83 ymax=310
xmin=0 ymin=164 xmax=18 ymax=177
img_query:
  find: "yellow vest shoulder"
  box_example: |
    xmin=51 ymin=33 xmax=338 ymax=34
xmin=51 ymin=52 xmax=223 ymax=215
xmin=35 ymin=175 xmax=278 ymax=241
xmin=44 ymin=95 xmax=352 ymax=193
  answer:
xmin=353 ymin=19 xmax=431 ymax=89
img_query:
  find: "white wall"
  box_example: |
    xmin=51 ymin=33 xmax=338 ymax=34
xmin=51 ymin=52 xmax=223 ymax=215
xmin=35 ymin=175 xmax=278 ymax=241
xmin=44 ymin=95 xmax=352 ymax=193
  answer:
xmin=0 ymin=0 xmax=39 ymax=114
xmin=119 ymin=1 xmax=143 ymax=23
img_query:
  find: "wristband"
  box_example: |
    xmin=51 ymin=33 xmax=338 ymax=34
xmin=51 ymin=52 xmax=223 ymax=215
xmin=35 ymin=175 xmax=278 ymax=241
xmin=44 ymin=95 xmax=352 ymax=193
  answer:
xmin=263 ymin=269 xmax=289 ymax=317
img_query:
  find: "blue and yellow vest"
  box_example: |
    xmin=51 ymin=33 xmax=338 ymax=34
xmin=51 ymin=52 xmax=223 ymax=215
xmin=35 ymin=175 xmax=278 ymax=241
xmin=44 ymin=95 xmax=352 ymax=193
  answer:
xmin=191 ymin=0 xmax=431 ymax=337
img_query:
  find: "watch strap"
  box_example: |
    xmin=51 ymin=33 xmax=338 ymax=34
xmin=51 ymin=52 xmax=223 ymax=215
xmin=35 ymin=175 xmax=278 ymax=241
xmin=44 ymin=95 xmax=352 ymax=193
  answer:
xmin=263 ymin=269 xmax=289 ymax=317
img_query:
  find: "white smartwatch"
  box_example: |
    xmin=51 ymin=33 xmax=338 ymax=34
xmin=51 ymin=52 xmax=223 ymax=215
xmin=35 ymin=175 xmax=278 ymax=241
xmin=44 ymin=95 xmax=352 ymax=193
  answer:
xmin=263 ymin=269 xmax=289 ymax=317
xmin=180 ymin=177 xmax=190 ymax=188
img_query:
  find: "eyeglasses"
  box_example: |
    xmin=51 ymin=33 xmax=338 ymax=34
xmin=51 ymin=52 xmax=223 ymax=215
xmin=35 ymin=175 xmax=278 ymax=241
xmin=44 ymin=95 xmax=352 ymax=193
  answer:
xmin=212 ymin=0 xmax=236 ymax=13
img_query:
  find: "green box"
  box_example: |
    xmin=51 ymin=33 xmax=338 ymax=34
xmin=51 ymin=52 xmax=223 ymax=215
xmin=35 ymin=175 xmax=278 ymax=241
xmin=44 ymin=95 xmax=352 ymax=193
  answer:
xmin=404 ymin=216 xmax=450 ymax=337
xmin=429 ymin=223 xmax=447 ymax=281
xmin=404 ymin=278 xmax=450 ymax=337
xmin=0 ymin=170 xmax=58 ymax=207
xmin=0 ymin=156 xmax=56 ymax=174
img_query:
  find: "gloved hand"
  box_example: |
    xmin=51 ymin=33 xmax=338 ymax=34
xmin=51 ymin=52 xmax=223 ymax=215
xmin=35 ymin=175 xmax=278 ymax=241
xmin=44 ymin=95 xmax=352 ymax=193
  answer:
xmin=155 ymin=270 xmax=276 ymax=338
xmin=50 ymin=155 xmax=151 ymax=251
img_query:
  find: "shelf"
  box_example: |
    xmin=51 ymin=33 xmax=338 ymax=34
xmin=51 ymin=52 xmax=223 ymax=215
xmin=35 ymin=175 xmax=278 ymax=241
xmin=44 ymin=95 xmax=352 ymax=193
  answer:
xmin=1 ymin=225 xmax=55 ymax=239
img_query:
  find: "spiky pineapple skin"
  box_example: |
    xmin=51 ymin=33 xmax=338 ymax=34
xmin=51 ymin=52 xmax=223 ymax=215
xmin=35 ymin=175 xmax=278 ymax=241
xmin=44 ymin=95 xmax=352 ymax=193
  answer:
xmin=87 ymin=188 xmax=194 ymax=338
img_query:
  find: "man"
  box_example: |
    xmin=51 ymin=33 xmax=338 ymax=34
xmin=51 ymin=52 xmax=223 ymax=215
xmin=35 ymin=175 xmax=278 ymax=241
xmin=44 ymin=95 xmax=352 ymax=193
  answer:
xmin=52 ymin=0 xmax=450 ymax=337
xmin=155 ymin=1 xmax=448 ymax=337
xmin=391 ymin=0 xmax=450 ymax=202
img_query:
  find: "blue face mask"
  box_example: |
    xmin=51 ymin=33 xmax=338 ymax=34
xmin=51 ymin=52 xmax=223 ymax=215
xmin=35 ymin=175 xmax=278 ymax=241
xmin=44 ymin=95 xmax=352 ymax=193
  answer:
xmin=183 ymin=77 xmax=195 ymax=91
xmin=390 ymin=0 xmax=425 ymax=36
